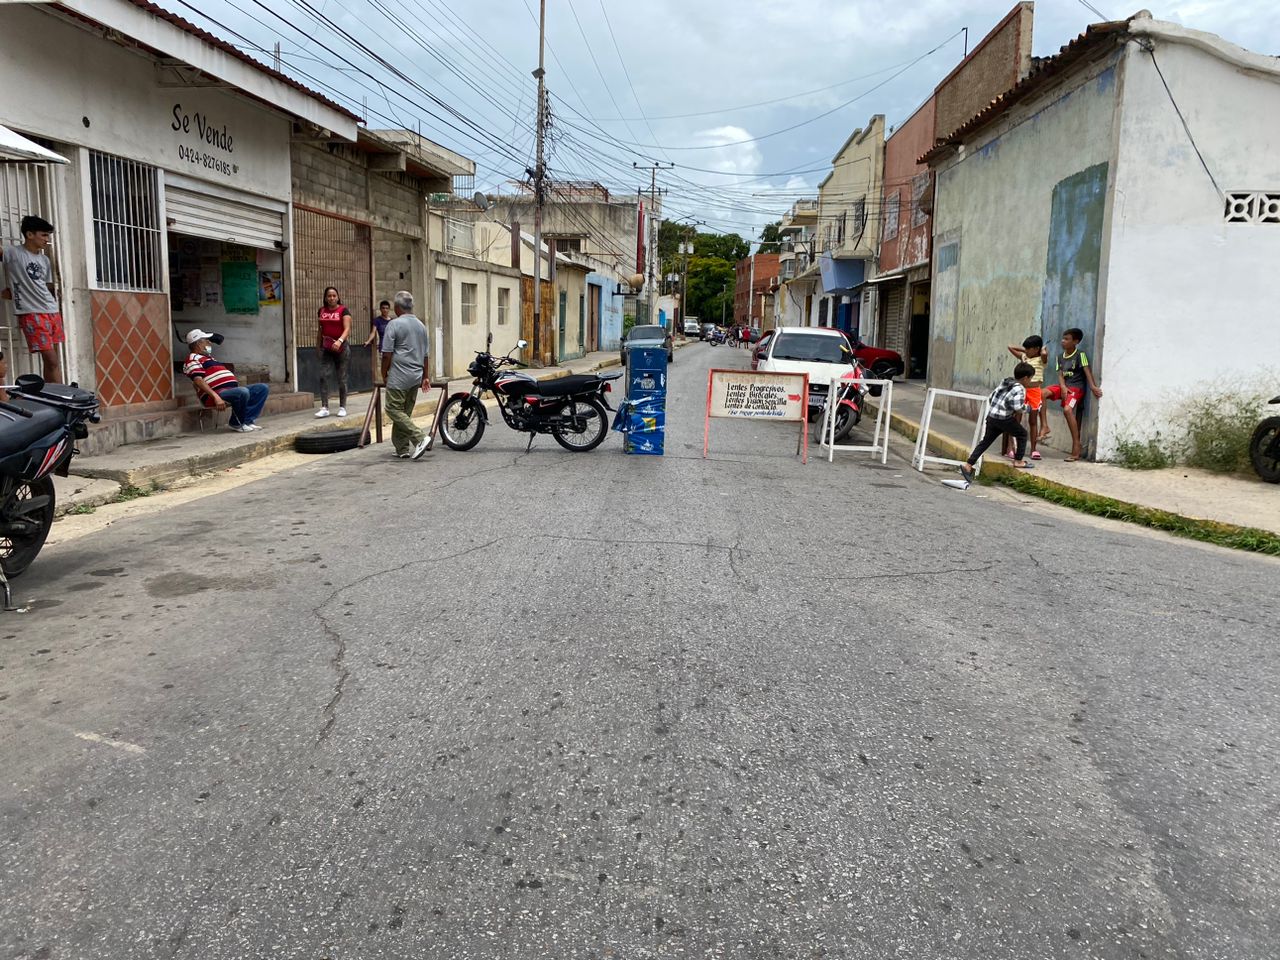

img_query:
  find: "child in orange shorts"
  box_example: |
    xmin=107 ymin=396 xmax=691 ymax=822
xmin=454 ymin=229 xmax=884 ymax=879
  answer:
xmin=1005 ymin=335 xmax=1047 ymax=459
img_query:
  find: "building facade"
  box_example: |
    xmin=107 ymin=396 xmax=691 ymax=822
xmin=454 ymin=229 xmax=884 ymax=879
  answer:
xmin=924 ymin=13 xmax=1280 ymax=458
xmin=0 ymin=0 xmax=356 ymax=453
xmin=734 ymin=254 xmax=779 ymax=328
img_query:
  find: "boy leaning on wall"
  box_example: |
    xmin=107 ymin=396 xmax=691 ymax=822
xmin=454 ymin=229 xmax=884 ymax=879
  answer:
xmin=1043 ymin=326 xmax=1103 ymax=462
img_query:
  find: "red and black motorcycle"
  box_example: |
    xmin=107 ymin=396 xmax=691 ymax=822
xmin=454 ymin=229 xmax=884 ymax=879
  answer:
xmin=438 ymin=336 xmax=620 ymax=453
xmin=0 ymin=374 xmax=100 ymax=608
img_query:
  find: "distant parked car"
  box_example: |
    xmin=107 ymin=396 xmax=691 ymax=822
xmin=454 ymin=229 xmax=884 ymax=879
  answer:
xmin=621 ymin=324 xmax=674 ymax=366
xmin=700 ymin=322 xmax=717 ymax=340
xmin=757 ymin=326 xmax=856 ymax=421
xmin=837 ymin=331 xmax=905 ymax=380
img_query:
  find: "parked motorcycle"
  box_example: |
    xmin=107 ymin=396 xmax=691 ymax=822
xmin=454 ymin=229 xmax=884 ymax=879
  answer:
xmin=819 ymin=360 xmax=868 ymax=444
xmin=438 ymin=336 xmax=621 ymax=453
xmin=709 ymin=329 xmax=727 ymax=346
xmin=0 ymin=375 xmax=100 ymax=607
xmin=1250 ymin=395 xmax=1280 ymax=483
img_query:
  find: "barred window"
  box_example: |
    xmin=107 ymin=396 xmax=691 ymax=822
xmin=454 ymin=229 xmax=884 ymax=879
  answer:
xmin=89 ymin=151 xmax=162 ymax=291
xmin=883 ymin=194 xmax=900 ymax=241
xmin=461 ymin=282 xmax=478 ymax=325
xmin=497 ymin=286 xmax=510 ymax=325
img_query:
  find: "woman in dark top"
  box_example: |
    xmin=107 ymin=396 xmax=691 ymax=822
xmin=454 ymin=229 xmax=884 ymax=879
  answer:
xmin=316 ymin=286 xmax=352 ymax=417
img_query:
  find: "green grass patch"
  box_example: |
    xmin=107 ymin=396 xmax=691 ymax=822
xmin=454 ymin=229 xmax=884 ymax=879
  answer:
xmin=66 ymin=503 xmax=97 ymax=516
xmin=116 ymin=480 xmax=165 ymax=502
xmin=1113 ymin=435 xmax=1174 ymax=470
xmin=1183 ymin=396 xmax=1263 ymax=474
xmin=994 ymin=471 xmax=1280 ymax=557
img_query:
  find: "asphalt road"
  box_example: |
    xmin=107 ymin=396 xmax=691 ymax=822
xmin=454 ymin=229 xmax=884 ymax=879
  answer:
xmin=2 ymin=341 xmax=1277 ymax=960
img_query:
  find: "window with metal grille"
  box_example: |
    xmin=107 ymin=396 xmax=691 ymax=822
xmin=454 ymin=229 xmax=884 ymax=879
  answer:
xmin=461 ymin=282 xmax=478 ymax=325
xmin=883 ymin=194 xmax=900 ymax=241
xmin=497 ymin=286 xmax=510 ymax=325
xmin=1225 ymin=192 xmax=1280 ymax=224
xmin=89 ymin=151 xmax=162 ymax=291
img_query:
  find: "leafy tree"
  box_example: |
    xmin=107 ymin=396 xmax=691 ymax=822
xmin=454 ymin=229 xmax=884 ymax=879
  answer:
xmin=685 ymin=255 xmax=736 ymax=324
xmin=757 ymin=220 xmax=783 ymax=254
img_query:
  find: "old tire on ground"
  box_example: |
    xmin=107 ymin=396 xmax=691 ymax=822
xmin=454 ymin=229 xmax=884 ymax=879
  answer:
xmin=294 ymin=428 xmax=363 ymax=454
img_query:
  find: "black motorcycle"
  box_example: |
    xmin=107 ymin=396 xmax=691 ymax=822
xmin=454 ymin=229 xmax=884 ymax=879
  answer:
xmin=1250 ymin=394 xmax=1280 ymax=483
xmin=438 ymin=336 xmax=621 ymax=453
xmin=0 ymin=374 xmax=100 ymax=607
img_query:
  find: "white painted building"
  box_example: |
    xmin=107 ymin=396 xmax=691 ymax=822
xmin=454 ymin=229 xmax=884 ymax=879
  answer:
xmin=0 ymin=0 xmax=355 ymax=448
xmin=925 ymin=13 xmax=1280 ymax=458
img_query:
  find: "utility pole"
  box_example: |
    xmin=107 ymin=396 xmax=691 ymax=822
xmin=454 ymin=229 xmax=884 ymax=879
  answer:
xmin=531 ymin=0 xmax=547 ymax=364
xmin=634 ymin=161 xmax=671 ymax=327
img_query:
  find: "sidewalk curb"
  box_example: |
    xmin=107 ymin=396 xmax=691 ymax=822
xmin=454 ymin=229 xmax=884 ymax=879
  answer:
xmin=73 ymin=354 xmax=634 ymax=489
xmin=871 ymin=398 xmax=1280 ymax=557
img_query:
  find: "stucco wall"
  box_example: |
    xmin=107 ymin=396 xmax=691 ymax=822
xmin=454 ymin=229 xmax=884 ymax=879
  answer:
xmin=818 ymin=118 xmax=885 ymax=262
xmin=0 ymin=5 xmax=290 ymax=200
xmin=588 ymin=272 xmax=625 ymax=350
xmin=1098 ymin=36 xmax=1280 ymax=455
xmin=930 ymin=56 xmax=1120 ymax=412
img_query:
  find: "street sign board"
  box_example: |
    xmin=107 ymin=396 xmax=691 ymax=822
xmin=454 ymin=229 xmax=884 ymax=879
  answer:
xmin=703 ymin=369 xmax=809 ymax=463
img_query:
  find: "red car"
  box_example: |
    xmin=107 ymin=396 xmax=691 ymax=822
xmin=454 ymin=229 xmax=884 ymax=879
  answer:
xmin=838 ymin=331 xmax=905 ymax=380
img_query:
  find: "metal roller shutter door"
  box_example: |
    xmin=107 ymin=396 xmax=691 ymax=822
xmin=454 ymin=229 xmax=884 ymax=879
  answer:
xmin=165 ymin=186 xmax=283 ymax=248
xmin=882 ymin=283 xmax=906 ymax=353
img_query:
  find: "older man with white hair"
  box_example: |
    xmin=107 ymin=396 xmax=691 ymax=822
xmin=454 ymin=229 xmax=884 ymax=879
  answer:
xmin=379 ymin=290 xmax=431 ymax=460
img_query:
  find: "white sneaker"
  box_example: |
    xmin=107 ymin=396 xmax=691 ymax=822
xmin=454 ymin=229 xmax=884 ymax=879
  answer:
xmin=337 ymin=407 xmax=347 ymax=417
xmin=410 ymin=436 xmax=432 ymax=460
xmin=314 ymin=407 xmax=330 ymax=419
xmin=246 ymin=423 xmax=264 ymax=431
xmin=228 ymin=424 xmax=251 ymax=433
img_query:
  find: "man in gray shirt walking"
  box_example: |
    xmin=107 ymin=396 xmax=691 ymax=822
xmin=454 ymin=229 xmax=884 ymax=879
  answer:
xmin=379 ymin=290 xmax=432 ymax=461
xmin=1 ymin=215 xmax=63 ymax=384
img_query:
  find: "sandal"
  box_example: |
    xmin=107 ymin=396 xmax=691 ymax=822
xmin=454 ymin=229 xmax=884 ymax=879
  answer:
xmin=1064 ymin=455 xmax=1078 ymax=462
xmin=1014 ymin=462 xmax=1035 ymax=469
xmin=1031 ymin=451 xmax=1042 ymax=460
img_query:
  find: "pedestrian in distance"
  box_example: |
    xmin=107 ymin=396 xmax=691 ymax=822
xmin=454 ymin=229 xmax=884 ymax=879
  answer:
xmin=1 ymin=215 xmax=64 ymax=385
xmin=364 ymin=299 xmax=393 ymax=385
xmin=1004 ymin=334 xmax=1048 ymax=460
xmin=379 ymin=290 xmax=432 ymax=461
xmin=958 ymin=361 xmax=1037 ymax=485
xmin=182 ymin=330 xmax=269 ymax=432
xmin=315 ymin=286 xmax=352 ymax=418
xmin=1043 ymin=326 xmax=1103 ymax=462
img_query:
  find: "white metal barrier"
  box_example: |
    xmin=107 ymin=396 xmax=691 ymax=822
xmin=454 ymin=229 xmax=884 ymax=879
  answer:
xmin=912 ymin=387 xmax=990 ymax=474
xmin=818 ymin=376 xmax=894 ymax=464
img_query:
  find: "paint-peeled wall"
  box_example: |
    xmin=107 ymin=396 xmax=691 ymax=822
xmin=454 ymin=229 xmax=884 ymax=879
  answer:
xmin=929 ymin=56 xmax=1120 ymax=412
xmin=588 ymin=272 xmax=625 ymax=350
xmin=1098 ymin=31 xmax=1280 ymax=455
xmin=880 ymin=97 xmax=937 ymax=275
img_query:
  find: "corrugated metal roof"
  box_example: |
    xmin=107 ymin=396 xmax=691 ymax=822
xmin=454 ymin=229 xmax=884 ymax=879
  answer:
xmin=919 ymin=18 xmax=1132 ymax=165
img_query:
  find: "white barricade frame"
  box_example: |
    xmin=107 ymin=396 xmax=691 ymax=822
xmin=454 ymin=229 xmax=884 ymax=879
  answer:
xmin=912 ymin=387 xmax=991 ymax=475
xmin=817 ymin=376 xmax=894 ymax=464
xmin=703 ymin=368 xmax=810 ymax=463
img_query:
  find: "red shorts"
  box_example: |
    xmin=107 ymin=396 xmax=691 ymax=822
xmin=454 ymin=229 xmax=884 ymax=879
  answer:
xmin=1044 ymin=384 xmax=1084 ymax=410
xmin=18 ymin=313 xmax=65 ymax=353
xmin=1025 ymin=386 xmax=1043 ymax=411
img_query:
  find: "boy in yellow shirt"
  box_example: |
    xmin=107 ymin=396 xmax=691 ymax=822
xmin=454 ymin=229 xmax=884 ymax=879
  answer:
xmin=1005 ymin=335 xmax=1048 ymax=460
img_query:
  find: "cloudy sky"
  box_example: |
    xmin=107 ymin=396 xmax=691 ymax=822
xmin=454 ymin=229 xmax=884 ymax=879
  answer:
xmin=184 ymin=0 xmax=1279 ymax=239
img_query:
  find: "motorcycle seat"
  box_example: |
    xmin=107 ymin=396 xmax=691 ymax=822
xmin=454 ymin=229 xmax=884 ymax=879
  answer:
xmin=0 ymin=400 xmax=65 ymax=450
xmin=520 ymin=374 xmax=603 ymax=397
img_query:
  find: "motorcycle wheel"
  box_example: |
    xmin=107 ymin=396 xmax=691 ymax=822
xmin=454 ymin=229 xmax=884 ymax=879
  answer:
xmin=552 ymin=398 xmax=608 ymax=452
xmin=832 ymin=404 xmax=859 ymax=443
xmin=1249 ymin=416 xmax=1280 ymax=483
xmin=439 ymin=396 xmax=486 ymax=451
xmin=1 ymin=476 xmax=55 ymax=578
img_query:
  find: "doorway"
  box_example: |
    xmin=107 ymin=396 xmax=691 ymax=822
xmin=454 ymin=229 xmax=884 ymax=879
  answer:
xmin=588 ymin=282 xmax=601 ymax=352
xmin=908 ymin=282 xmax=930 ymax=379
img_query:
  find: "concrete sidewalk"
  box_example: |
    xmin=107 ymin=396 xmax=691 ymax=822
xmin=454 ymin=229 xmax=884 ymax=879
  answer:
xmin=66 ymin=345 xmax=654 ymax=495
xmin=872 ymin=380 xmax=1280 ymax=538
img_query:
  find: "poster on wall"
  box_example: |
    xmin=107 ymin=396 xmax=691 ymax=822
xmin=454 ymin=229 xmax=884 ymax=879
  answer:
xmin=258 ymin=271 xmax=282 ymax=306
xmin=222 ymin=261 xmax=260 ymax=314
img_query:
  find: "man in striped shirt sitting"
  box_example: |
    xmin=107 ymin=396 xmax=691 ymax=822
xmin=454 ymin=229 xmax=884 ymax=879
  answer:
xmin=182 ymin=329 xmax=269 ymax=433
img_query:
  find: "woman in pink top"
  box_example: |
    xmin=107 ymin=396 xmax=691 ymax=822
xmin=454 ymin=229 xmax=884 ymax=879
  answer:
xmin=316 ymin=286 xmax=352 ymax=417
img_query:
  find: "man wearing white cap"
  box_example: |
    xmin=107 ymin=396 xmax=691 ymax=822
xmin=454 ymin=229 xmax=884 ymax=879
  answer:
xmin=182 ymin=329 xmax=269 ymax=432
